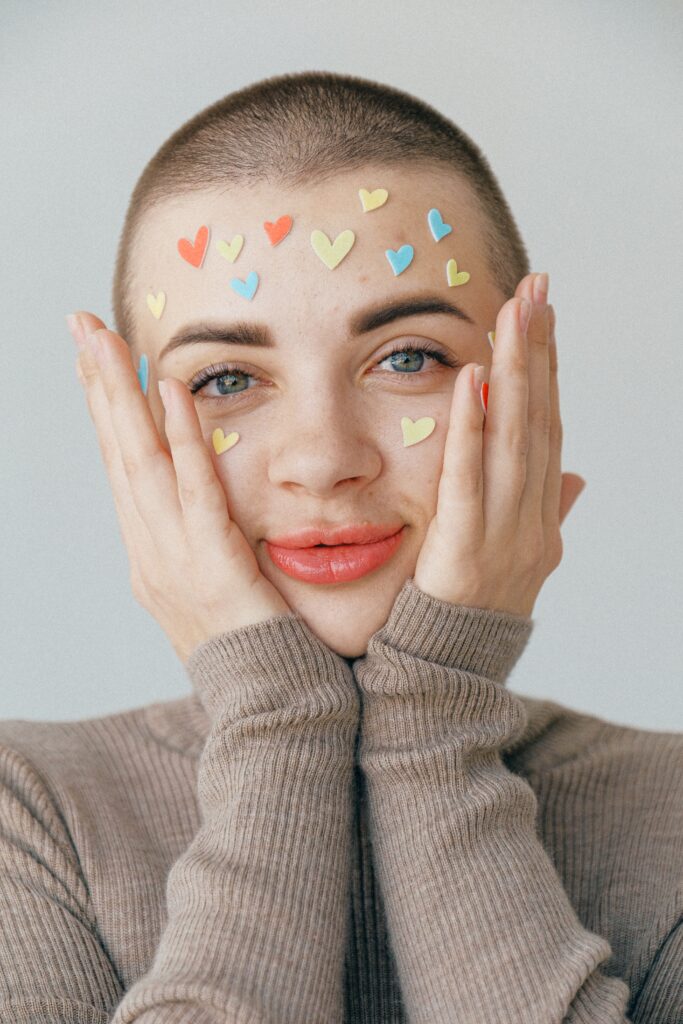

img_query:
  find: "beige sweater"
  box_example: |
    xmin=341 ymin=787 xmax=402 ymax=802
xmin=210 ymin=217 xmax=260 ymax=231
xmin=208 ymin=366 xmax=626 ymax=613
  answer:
xmin=0 ymin=577 xmax=680 ymax=1023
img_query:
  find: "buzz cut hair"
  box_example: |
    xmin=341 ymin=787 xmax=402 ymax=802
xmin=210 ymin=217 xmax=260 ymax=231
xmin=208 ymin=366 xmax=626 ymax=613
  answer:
xmin=112 ymin=70 xmax=530 ymax=345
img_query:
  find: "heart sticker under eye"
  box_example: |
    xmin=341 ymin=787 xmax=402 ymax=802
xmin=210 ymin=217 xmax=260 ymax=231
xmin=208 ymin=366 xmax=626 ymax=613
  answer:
xmin=401 ymin=416 xmax=436 ymax=447
xmin=212 ymin=428 xmax=240 ymax=454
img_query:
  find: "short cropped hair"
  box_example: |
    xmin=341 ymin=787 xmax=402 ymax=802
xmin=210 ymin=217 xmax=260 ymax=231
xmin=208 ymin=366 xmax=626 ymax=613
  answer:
xmin=112 ymin=70 xmax=530 ymax=345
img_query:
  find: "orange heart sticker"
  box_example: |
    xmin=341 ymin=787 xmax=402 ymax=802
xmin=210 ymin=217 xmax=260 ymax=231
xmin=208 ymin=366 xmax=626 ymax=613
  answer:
xmin=264 ymin=215 xmax=293 ymax=246
xmin=178 ymin=225 xmax=209 ymax=268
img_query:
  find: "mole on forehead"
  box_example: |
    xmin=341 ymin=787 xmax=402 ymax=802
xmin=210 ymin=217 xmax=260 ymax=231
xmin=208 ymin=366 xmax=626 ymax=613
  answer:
xmin=142 ymin=182 xmax=475 ymax=328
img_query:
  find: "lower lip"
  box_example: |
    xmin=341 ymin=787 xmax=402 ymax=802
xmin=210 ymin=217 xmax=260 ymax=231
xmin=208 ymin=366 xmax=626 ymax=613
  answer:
xmin=264 ymin=527 xmax=406 ymax=583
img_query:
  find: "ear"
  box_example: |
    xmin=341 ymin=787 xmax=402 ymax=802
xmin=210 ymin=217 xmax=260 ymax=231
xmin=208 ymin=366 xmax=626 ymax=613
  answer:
xmin=559 ymin=473 xmax=586 ymax=526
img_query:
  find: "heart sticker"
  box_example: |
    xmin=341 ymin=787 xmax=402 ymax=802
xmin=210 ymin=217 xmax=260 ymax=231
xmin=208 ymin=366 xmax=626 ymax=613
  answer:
xmin=310 ymin=229 xmax=355 ymax=269
xmin=136 ymin=353 xmax=149 ymax=396
xmin=487 ymin=331 xmax=496 ymax=349
xmin=359 ymin=188 xmax=389 ymax=212
xmin=401 ymin=416 xmax=436 ymax=448
xmin=428 ymin=208 xmax=453 ymax=241
xmin=212 ymin=428 xmax=240 ymax=455
xmin=385 ymin=245 xmax=414 ymax=276
xmin=446 ymin=259 xmax=470 ymax=287
xmin=146 ymin=291 xmax=166 ymax=320
xmin=216 ymin=235 xmax=244 ymax=263
xmin=264 ymin=215 xmax=293 ymax=245
xmin=177 ymin=225 xmax=209 ymax=268
xmin=481 ymin=380 xmax=489 ymax=415
xmin=230 ymin=271 xmax=259 ymax=300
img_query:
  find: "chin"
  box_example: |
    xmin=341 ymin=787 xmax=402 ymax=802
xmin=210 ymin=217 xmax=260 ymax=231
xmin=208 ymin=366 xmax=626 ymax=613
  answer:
xmin=265 ymin=564 xmax=410 ymax=659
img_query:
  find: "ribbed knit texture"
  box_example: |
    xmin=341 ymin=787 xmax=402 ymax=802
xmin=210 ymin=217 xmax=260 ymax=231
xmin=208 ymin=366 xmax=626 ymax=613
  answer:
xmin=0 ymin=577 xmax=680 ymax=1022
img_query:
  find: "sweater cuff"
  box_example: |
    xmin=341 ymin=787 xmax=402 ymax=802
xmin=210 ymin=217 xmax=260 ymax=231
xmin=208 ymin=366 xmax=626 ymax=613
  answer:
xmin=360 ymin=576 xmax=534 ymax=685
xmin=185 ymin=612 xmax=357 ymax=721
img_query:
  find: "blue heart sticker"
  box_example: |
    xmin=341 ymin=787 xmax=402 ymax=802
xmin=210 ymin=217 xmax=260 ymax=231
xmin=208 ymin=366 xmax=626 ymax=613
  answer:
xmin=427 ymin=208 xmax=453 ymax=241
xmin=136 ymin=353 xmax=149 ymax=396
xmin=230 ymin=271 xmax=259 ymax=300
xmin=385 ymin=244 xmax=414 ymax=276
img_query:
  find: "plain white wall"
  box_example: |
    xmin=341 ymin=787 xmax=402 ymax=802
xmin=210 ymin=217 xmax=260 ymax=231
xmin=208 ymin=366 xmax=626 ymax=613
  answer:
xmin=1 ymin=0 xmax=681 ymax=730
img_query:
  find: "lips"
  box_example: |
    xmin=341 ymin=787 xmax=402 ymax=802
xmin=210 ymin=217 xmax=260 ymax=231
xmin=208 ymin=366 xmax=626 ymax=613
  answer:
xmin=264 ymin=523 xmax=406 ymax=583
xmin=266 ymin=522 xmax=404 ymax=549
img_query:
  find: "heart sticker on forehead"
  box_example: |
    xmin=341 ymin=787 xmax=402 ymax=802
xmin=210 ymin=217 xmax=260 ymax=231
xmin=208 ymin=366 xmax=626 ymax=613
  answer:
xmin=177 ymin=225 xmax=209 ymax=268
xmin=401 ymin=416 xmax=436 ymax=447
xmin=216 ymin=235 xmax=244 ymax=263
xmin=146 ymin=291 xmax=166 ymax=320
xmin=385 ymin=245 xmax=414 ymax=276
xmin=428 ymin=208 xmax=453 ymax=242
xmin=446 ymin=259 xmax=470 ymax=287
xmin=359 ymin=188 xmax=389 ymax=212
xmin=310 ymin=229 xmax=355 ymax=269
xmin=230 ymin=271 xmax=259 ymax=300
xmin=264 ymin=216 xmax=293 ymax=245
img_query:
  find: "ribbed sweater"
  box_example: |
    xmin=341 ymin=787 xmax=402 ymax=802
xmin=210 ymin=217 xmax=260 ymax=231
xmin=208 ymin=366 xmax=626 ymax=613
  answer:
xmin=0 ymin=577 xmax=680 ymax=1023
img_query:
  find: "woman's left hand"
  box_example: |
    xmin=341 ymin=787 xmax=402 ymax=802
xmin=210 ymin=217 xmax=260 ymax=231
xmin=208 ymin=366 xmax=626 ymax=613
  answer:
xmin=413 ymin=272 xmax=586 ymax=619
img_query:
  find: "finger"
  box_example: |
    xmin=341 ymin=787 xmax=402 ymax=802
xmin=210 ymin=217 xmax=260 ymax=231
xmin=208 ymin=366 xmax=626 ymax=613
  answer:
xmin=541 ymin=304 xmax=564 ymax=532
xmin=159 ymin=378 xmax=235 ymax=543
xmin=85 ymin=327 xmax=185 ymax=544
xmin=71 ymin=312 xmax=153 ymax=554
xmin=518 ymin=274 xmax=551 ymax=526
xmin=433 ymin=363 xmax=485 ymax=540
xmin=482 ymin=295 xmax=530 ymax=537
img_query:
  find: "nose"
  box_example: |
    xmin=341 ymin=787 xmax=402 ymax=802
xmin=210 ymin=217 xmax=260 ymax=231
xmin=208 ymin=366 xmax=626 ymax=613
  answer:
xmin=266 ymin=385 xmax=381 ymax=496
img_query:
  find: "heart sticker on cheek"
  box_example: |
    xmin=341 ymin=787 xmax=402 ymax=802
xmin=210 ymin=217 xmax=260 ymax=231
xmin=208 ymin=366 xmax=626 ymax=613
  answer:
xmin=212 ymin=428 xmax=240 ymax=454
xmin=401 ymin=416 xmax=436 ymax=447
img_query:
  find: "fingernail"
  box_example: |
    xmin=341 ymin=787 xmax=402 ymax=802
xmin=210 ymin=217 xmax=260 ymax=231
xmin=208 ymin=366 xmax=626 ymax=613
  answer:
xmin=66 ymin=313 xmax=86 ymax=351
xmin=533 ymin=272 xmax=549 ymax=306
xmin=519 ymin=297 xmax=532 ymax=333
xmin=86 ymin=331 xmax=103 ymax=363
xmin=158 ymin=379 xmax=171 ymax=410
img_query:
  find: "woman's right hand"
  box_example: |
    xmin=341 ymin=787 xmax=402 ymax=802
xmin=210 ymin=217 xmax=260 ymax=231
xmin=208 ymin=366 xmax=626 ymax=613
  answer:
xmin=67 ymin=312 xmax=292 ymax=665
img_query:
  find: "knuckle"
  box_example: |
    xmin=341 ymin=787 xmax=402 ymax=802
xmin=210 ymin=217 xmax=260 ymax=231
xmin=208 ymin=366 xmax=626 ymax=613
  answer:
xmin=530 ymin=403 xmax=552 ymax=435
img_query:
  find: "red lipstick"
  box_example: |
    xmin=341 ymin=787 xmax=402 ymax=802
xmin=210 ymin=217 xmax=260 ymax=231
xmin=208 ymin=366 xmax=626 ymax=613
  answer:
xmin=264 ymin=522 xmax=405 ymax=583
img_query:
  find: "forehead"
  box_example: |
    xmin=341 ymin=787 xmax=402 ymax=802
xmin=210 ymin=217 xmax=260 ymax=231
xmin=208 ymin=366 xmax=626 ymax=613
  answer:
xmin=129 ymin=164 xmax=492 ymax=350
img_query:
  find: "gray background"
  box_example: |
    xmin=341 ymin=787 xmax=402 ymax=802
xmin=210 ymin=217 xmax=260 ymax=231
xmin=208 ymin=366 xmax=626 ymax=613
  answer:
xmin=1 ymin=0 xmax=681 ymax=730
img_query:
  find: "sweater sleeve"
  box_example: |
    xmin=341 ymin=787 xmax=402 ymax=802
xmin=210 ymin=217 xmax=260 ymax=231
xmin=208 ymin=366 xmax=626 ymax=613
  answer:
xmin=110 ymin=610 xmax=359 ymax=1024
xmin=0 ymin=611 xmax=359 ymax=1024
xmin=352 ymin=576 xmax=636 ymax=1024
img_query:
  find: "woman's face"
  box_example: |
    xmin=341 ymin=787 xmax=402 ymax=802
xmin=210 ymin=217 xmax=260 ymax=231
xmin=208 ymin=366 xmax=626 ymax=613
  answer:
xmin=128 ymin=164 xmax=507 ymax=657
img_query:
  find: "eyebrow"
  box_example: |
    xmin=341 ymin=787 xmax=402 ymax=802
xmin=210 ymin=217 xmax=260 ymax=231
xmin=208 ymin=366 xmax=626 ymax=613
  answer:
xmin=158 ymin=294 xmax=475 ymax=361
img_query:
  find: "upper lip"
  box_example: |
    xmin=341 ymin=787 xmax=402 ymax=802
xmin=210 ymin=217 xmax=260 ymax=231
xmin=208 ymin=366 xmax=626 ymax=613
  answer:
xmin=265 ymin=522 xmax=404 ymax=548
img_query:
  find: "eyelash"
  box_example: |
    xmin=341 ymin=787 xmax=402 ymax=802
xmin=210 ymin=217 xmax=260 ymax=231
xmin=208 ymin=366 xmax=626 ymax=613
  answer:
xmin=187 ymin=341 xmax=462 ymax=399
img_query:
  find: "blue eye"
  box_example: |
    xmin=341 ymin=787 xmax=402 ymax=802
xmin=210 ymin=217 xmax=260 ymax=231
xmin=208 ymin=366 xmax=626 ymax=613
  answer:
xmin=187 ymin=341 xmax=462 ymax=399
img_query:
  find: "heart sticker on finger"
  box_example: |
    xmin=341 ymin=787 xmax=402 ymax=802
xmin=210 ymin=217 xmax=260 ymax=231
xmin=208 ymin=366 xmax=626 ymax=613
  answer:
xmin=212 ymin=428 xmax=240 ymax=454
xmin=401 ymin=416 xmax=436 ymax=447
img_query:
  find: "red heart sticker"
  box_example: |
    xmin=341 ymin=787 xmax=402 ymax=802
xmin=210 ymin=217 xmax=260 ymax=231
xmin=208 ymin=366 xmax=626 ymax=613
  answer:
xmin=481 ymin=380 xmax=489 ymax=415
xmin=263 ymin=215 xmax=293 ymax=246
xmin=177 ymin=225 xmax=209 ymax=267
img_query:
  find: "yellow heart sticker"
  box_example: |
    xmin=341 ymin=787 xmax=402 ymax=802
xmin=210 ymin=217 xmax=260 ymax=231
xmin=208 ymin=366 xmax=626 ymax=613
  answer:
xmin=212 ymin=428 xmax=240 ymax=455
xmin=446 ymin=259 xmax=471 ymax=287
xmin=401 ymin=416 xmax=436 ymax=448
xmin=487 ymin=330 xmax=496 ymax=348
xmin=216 ymin=235 xmax=244 ymax=263
xmin=146 ymin=291 xmax=166 ymax=319
xmin=310 ymin=229 xmax=356 ymax=269
xmin=358 ymin=187 xmax=389 ymax=212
